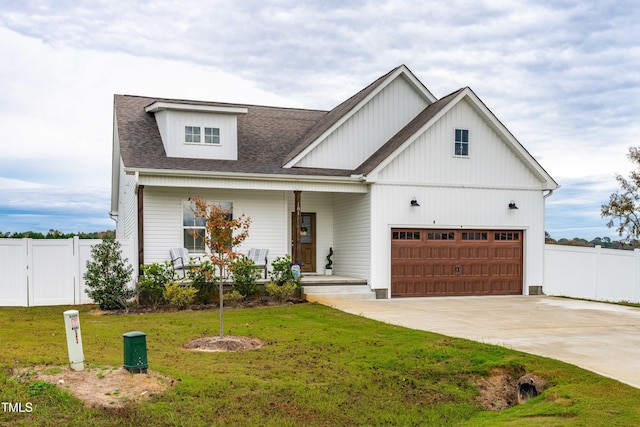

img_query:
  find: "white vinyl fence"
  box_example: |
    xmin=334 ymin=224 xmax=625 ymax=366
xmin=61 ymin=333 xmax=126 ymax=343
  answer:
xmin=0 ymin=238 xmax=135 ymax=307
xmin=1 ymin=239 xmax=638 ymax=306
xmin=544 ymin=244 xmax=640 ymax=303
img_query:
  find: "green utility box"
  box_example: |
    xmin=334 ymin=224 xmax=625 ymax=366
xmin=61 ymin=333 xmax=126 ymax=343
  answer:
xmin=123 ymin=331 xmax=148 ymax=373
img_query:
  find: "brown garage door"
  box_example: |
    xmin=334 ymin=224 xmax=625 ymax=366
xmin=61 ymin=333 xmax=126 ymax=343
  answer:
xmin=391 ymin=229 xmax=523 ymax=297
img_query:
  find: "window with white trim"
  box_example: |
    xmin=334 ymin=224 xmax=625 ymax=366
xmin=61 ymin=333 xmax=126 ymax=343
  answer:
xmin=204 ymin=127 xmax=220 ymax=144
xmin=454 ymin=129 xmax=469 ymax=157
xmin=182 ymin=200 xmax=233 ymax=253
xmin=185 ymin=126 xmax=221 ymax=145
xmin=185 ymin=126 xmax=201 ymax=143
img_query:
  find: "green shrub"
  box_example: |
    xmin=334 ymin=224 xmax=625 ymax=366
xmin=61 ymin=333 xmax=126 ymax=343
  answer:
xmin=223 ymin=289 xmax=244 ymax=306
xmin=186 ymin=260 xmax=218 ymax=304
xmin=163 ymin=282 xmax=197 ymax=310
xmin=269 ymin=254 xmax=301 ymax=288
xmin=138 ymin=262 xmax=175 ymax=308
xmin=230 ymin=257 xmax=261 ymax=298
xmin=84 ymin=238 xmax=135 ymax=310
xmin=265 ymin=281 xmax=298 ymax=304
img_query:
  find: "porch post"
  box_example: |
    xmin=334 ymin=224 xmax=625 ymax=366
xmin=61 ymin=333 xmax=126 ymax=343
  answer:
xmin=294 ymin=190 xmax=302 ymax=265
xmin=137 ymin=185 xmax=144 ymax=275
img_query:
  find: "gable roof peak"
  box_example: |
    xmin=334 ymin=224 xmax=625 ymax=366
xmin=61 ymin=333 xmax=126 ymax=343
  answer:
xmin=282 ymin=65 xmax=437 ymax=168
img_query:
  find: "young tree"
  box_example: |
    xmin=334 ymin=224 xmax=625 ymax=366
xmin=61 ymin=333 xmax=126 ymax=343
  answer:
xmin=601 ymin=146 xmax=640 ymax=243
xmin=84 ymin=237 xmax=134 ymax=310
xmin=189 ymin=196 xmax=251 ymax=338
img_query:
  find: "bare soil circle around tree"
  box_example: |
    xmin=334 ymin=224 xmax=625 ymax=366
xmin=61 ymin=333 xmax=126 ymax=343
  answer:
xmin=183 ymin=335 xmax=266 ymax=352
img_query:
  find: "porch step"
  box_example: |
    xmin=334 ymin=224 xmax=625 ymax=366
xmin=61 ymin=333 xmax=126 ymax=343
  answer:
xmin=302 ymin=285 xmax=376 ymax=302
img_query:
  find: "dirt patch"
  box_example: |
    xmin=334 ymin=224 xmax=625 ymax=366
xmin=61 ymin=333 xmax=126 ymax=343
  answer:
xmin=18 ymin=366 xmax=174 ymax=409
xmin=476 ymin=369 xmax=548 ymax=411
xmin=13 ymin=335 xmax=264 ymax=408
xmin=184 ymin=335 xmax=266 ymax=352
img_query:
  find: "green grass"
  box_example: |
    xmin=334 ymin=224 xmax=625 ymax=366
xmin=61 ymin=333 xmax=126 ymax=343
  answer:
xmin=1 ymin=303 xmax=639 ymax=426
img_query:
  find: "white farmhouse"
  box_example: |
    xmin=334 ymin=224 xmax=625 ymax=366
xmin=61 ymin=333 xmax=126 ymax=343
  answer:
xmin=111 ymin=65 xmax=558 ymax=298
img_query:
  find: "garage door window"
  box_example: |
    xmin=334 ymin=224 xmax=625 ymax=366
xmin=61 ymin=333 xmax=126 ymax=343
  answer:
xmin=392 ymin=231 xmax=421 ymax=240
xmin=427 ymin=231 xmax=455 ymax=240
xmin=495 ymin=232 xmax=519 ymax=241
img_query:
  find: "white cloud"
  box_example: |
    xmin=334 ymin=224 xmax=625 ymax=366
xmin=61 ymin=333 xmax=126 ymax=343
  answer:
xmin=0 ymin=23 xmax=301 ymax=232
xmin=0 ymin=0 xmax=639 ymax=236
xmin=0 ymin=177 xmax=49 ymax=190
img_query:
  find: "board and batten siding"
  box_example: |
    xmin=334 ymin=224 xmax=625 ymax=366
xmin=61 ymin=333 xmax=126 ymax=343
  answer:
xmin=368 ymin=184 xmax=546 ymax=295
xmin=374 ymin=98 xmax=544 ymax=189
xmin=295 ymin=76 xmax=428 ymax=170
xmin=115 ymin=158 xmax=139 ymax=241
xmin=154 ymin=110 xmax=238 ymax=160
xmin=142 ymin=187 xmax=289 ymax=265
xmin=333 ymin=192 xmax=371 ymax=280
xmin=286 ymin=191 xmax=334 ymax=274
xmin=365 ymin=96 xmax=550 ymax=295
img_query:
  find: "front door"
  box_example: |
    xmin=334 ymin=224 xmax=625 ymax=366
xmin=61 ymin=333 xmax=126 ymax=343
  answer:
xmin=292 ymin=212 xmax=316 ymax=273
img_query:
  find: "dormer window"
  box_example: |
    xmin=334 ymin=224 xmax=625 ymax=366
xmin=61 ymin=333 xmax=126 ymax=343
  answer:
xmin=185 ymin=126 xmax=201 ymax=143
xmin=185 ymin=126 xmax=221 ymax=145
xmin=454 ymin=129 xmax=469 ymax=157
xmin=204 ymin=127 xmax=220 ymax=144
xmin=146 ymin=101 xmax=246 ymax=160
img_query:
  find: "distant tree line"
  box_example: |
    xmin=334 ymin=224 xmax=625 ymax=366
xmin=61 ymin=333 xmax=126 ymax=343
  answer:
xmin=0 ymin=229 xmax=116 ymax=239
xmin=545 ymin=232 xmax=637 ymax=250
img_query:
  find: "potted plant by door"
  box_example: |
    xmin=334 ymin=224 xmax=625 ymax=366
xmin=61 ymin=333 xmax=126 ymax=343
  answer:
xmin=325 ymin=247 xmax=333 ymax=275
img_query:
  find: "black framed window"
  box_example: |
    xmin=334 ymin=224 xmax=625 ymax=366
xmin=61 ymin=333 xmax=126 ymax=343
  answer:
xmin=455 ymin=129 xmax=469 ymax=156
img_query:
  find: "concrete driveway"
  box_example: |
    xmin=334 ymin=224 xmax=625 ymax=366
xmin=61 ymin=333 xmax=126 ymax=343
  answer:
xmin=314 ymin=295 xmax=640 ymax=388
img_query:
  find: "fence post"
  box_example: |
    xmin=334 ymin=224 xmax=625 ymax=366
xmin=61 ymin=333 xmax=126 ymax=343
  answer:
xmin=25 ymin=238 xmax=33 ymax=307
xmin=635 ymin=249 xmax=640 ymax=304
xmin=593 ymin=245 xmax=601 ymax=301
xmin=73 ymin=236 xmax=80 ymax=305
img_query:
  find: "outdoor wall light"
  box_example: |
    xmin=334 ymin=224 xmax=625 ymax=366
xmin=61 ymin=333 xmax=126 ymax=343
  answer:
xmin=410 ymin=197 xmax=420 ymax=207
xmin=508 ymin=200 xmax=518 ymax=209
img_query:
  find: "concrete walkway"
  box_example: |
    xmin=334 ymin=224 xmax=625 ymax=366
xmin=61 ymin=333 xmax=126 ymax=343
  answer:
xmin=313 ymin=295 xmax=640 ymax=388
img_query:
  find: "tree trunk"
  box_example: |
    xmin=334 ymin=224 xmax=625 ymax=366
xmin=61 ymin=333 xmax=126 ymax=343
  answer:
xmin=218 ymin=261 xmax=224 ymax=339
xmin=219 ymin=281 xmax=224 ymax=339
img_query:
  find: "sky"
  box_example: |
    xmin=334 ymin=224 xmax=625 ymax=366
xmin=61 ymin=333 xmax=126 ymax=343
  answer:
xmin=0 ymin=0 xmax=638 ymax=240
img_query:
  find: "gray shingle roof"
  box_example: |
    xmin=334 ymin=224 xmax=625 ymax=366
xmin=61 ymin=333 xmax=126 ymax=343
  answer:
xmin=114 ymin=67 xmax=457 ymax=178
xmin=115 ymin=95 xmax=355 ymax=177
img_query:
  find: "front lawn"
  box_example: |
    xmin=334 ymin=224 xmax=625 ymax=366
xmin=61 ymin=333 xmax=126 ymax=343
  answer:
xmin=1 ymin=303 xmax=638 ymax=426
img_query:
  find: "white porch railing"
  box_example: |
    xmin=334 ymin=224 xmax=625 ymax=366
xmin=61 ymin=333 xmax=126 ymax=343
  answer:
xmin=0 ymin=238 xmax=135 ymax=307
